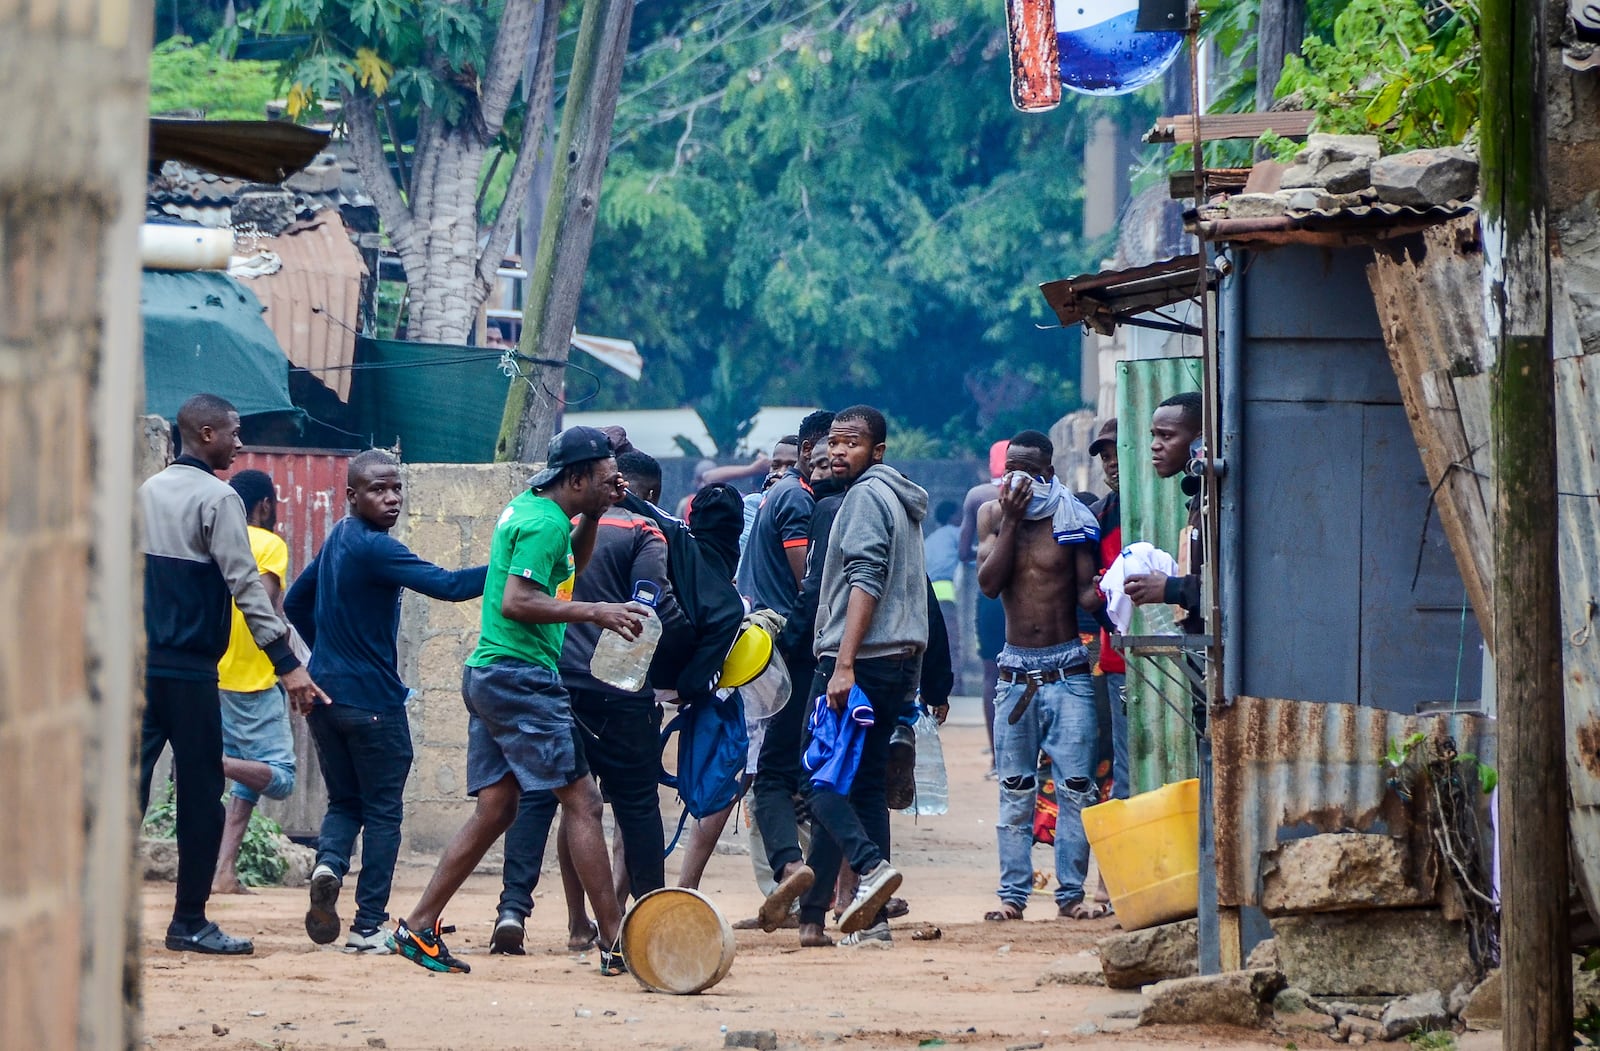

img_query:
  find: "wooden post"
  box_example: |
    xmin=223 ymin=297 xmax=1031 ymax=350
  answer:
xmin=495 ymin=0 xmax=637 ymax=462
xmin=1481 ymin=0 xmax=1569 ymax=1040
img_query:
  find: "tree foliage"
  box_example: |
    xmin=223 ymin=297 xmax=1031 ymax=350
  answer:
xmin=573 ymin=0 xmax=1155 ymax=453
xmin=1192 ymin=0 xmax=1479 ymax=167
xmin=150 ymin=37 xmax=282 ymax=118
xmin=1276 ymin=0 xmax=1479 ymax=150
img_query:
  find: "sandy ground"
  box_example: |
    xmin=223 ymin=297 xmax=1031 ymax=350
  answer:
xmin=138 ymin=696 xmax=1504 ymax=1051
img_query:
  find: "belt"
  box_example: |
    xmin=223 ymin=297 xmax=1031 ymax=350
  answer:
xmin=997 ymin=664 xmax=1090 ymax=724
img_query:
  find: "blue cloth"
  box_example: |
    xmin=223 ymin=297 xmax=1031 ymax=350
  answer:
xmin=284 ymin=515 xmax=486 ymax=712
xmin=802 ymin=685 xmax=875 ymax=794
xmin=923 ymin=523 xmax=960 ymax=584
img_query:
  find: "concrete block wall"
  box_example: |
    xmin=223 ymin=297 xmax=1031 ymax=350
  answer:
xmin=391 ymin=463 xmax=532 ymax=855
xmin=0 ymin=0 xmax=151 ymax=1047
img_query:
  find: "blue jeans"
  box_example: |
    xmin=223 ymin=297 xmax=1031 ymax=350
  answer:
xmin=307 ymin=703 xmax=413 ymax=931
xmin=994 ymin=655 xmax=1097 ymax=909
xmin=1106 ymin=672 xmax=1129 ymax=800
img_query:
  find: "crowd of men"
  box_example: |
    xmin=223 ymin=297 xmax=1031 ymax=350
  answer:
xmin=138 ymin=389 xmax=1205 ymax=972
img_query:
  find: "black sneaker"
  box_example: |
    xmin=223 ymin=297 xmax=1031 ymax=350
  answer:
xmin=886 ymin=724 xmax=917 ymax=810
xmin=489 ymin=910 xmax=526 ymax=956
xmin=305 ymin=863 xmax=342 ymax=945
xmin=599 ymin=938 xmax=627 ymax=977
xmin=393 ymin=919 xmax=470 ymax=974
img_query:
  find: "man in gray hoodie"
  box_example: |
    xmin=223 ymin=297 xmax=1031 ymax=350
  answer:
xmin=782 ymin=404 xmax=929 ymax=948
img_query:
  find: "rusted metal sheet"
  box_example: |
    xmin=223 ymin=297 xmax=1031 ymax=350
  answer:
xmin=1365 ymin=216 xmax=1600 ymax=924
xmin=1006 ymin=0 xmax=1061 ymax=112
xmin=231 ymin=448 xmax=350 ymax=583
xmin=237 ymin=210 xmax=367 ymax=400
xmin=1115 ymin=356 xmax=1203 ymax=794
xmin=1213 ymin=695 xmax=1496 ymax=907
xmin=1039 ymin=255 xmax=1212 ymax=336
xmin=226 ymin=449 xmax=349 ymax=838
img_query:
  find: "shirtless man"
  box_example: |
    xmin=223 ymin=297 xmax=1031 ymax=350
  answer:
xmin=976 ymin=429 xmax=1107 ymax=921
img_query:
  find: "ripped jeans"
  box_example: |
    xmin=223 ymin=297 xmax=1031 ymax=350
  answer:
xmin=993 ymin=643 xmax=1097 ymax=910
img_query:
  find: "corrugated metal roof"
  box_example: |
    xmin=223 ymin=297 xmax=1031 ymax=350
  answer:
xmin=1115 ymin=355 xmax=1205 ymax=794
xmin=1188 ymin=199 xmax=1475 ymax=247
xmin=1212 ymin=695 xmax=1495 ymax=908
xmin=1039 ymin=255 xmax=1216 ymax=336
xmin=236 ymin=210 xmax=367 ymax=400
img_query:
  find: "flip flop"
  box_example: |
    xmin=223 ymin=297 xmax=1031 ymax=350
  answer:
xmin=758 ymin=865 xmax=815 ymax=932
xmin=567 ymin=920 xmax=598 ymax=953
xmin=983 ymin=902 xmax=1026 ymax=922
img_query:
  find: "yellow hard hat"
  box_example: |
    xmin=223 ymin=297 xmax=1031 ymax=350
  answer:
xmin=717 ymin=624 xmax=773 ymax=688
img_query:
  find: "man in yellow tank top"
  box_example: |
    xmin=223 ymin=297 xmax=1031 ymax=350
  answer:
xmin=212 ymin=470 xmax=298 ymax=894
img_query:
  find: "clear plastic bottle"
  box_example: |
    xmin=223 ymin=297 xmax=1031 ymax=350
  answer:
xmin=903 ymin=698 xmax=949 ymax=816
xmin=589 ymin=581 xmax=662 ymax=693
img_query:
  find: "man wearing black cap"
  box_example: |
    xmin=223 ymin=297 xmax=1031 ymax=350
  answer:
xmin=393 ymin=427 xmax=647 ymax=977
xmin=1087 ymin=419 xmax=1128 ymax=799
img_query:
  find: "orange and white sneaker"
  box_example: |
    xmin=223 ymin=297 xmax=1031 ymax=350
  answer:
xmin=392 ymin=919 xmax=469 ymax=974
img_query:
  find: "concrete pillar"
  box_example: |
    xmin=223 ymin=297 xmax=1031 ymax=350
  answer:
xmin=0 ymin=0 xmax=151 ymax=1046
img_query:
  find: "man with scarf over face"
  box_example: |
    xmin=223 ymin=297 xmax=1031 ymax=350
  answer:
xmin=975 ymin=430 xmax=1109 ymax=922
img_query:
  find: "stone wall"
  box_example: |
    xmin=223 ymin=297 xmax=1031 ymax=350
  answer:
xmin=391 ymin=463 xmax=532 ymax=855
xmin=0 ymin=0 xmax=151 ymax=1046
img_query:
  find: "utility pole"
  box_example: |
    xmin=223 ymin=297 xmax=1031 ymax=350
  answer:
xmin=1481 ymin=0 xmax=1569 ymax=1041
xmin=496 ymin=0 xmax=637 ymax=462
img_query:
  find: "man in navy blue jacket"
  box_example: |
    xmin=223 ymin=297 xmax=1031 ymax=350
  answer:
xmin=285 ymin=449 xmax=487 ymax=953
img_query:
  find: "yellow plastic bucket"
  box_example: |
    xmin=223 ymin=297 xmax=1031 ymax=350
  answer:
xmin=620 ymin=887 xmax=736 ymax=994
xmin=1081 ymin=778 xmax=1200 ymax=931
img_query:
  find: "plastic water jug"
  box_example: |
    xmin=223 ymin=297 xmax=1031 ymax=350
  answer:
xmin=590 ymin=581 xmax=662 ymax=693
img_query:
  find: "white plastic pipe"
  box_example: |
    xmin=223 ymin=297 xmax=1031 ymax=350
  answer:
xmin=140 ymin=224 xmax=234 ymax=271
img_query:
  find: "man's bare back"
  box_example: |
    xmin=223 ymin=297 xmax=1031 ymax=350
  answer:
xmin=975 ymin=441 xmax=1100 ymax=650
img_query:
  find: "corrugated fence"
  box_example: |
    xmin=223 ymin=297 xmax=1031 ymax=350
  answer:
xmin=1213 ymin=695 xmax=1495 ymax=907
xmin=1115 ymin=355 xmax=1204 ymax=794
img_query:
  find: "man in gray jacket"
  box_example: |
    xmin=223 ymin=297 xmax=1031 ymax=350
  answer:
xmin=140 ymin=393 xmax=329 ymax=955
xmin=776 ymin=404 xmax=928 ymax=949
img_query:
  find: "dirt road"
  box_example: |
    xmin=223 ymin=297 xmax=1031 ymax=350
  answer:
xmin=137 ymin=698 xmax=1339 ymax=1050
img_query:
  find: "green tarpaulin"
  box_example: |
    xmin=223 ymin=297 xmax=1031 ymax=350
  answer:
xmin=141 ymin=270 xmax=298 ymax=421
xmin=350 ymin=337 xmax=513 ymax=463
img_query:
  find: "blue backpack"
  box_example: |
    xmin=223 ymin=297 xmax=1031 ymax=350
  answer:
xmin=659 ymin=691 xmax=749 ymax=855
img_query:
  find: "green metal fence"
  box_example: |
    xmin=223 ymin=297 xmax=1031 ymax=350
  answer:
xmin=1115 ymin=356 xmax=1203 ymax=794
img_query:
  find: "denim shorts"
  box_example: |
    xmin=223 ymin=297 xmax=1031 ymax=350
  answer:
xmin=218 ymin=683 xmax=296 ymax=803
xmin=462 ymin=660 xmax=590 ymax=794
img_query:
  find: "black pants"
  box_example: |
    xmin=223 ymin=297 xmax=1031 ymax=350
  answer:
xmin=797 ymin=653 xmax=917 ymax=926
xmin=140 ymin=675 xmax=225 ymax=929
xmin=498 ymin=693 xmax=664 ymax=916
xmin=752 ymin=647 xmax=817 ymax=876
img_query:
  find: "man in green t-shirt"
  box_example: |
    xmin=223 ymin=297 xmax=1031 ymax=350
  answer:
xmin=393 ymin=427 xmax=647 ymax=976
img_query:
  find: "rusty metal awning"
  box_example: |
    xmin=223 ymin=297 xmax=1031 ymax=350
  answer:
xmin=1038 ymin=254 xmax=1218 ymax=336
xmin=149 ymin=119 xmax=329 ymax=183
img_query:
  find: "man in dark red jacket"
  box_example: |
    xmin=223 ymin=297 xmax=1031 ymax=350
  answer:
xmin=1089 ymin=418 xmax=1127 ymax=800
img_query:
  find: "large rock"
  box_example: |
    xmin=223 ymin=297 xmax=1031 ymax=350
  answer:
xmin=1460 ymin=969 xmax=1500 ymax=1030
xmin=1280 ymin=133 xmax=1381 ymax=194
xmin=1464 ymin=957 xmax=1600 ymax=1031
xmin=141 ymin=837 xmax=179 ymax=882
xmin=1098 ymin=918 xmax=1198 ymax=990
xmin=1380 ymin=989 xmax=1450 ymax=1039
xmin=1138 ymin=968 xmax=1286 ymax=1028
xmin=1370 ymin=147 xmax=1477 ymax=206
xmin=1224 ymin=192 xmax=1289 ymax=219
xmin=1260 ymin=833 xmax=1431 ymax=915
xmin=1271 ymin=909 xmax=1474 ymax=996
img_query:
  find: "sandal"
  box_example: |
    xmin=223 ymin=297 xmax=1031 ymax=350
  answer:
xmin=165 ymin=921 xmax=254 ymax=955
xmin=1060 ymin=899 xmax=1112 ymax=920
xmin=983 ymin=902 xmax=1026 ymax=922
